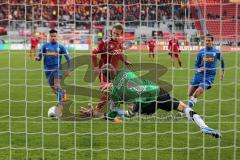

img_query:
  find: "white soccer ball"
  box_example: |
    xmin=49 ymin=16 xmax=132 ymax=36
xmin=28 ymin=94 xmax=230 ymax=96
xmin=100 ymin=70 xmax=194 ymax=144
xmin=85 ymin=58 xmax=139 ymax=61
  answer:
xmin=48 ymin=106 xmax=62 ymax=119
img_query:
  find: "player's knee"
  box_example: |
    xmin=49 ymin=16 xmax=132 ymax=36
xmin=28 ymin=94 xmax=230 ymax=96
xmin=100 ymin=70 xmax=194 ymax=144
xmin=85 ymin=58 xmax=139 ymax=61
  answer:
xmin=195 ymin=88 xmax=203 ymax=96
xmin=54 ymin=83 xmax=61 ymax=90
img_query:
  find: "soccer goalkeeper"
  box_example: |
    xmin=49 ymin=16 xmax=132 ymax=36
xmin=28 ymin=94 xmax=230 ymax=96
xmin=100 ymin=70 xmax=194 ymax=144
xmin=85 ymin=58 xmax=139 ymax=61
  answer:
xmin=80 ymin=64 xmax=221 ymax=138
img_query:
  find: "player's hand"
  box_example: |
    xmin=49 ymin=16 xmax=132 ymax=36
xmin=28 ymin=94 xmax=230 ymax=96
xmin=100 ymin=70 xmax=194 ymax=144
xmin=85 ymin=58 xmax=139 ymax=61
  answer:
xmin=65 ymin=70 xmax=71 ymax=77
xmin=94 ymin=67 xmax=100 ymax=75
xmin=100 ymin=83 xmax=112 ymax=93
xmin=79 ymin=105 xmax=94 ymax=118
xmin=197 ymin=68 xmax=204 ymax=72
xmin=34 ymin=57 xmax=39 ymax=62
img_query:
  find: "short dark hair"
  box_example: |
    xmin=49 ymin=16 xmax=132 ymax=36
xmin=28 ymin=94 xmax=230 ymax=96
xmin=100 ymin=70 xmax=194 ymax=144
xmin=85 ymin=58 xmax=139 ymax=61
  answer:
xmin=206 ymin=34 xmax=214 ymax=41
xmin=112 ymin=23 xmax=124 ymax=32
xmin=49 ymin=29 xmax=58 ymax=34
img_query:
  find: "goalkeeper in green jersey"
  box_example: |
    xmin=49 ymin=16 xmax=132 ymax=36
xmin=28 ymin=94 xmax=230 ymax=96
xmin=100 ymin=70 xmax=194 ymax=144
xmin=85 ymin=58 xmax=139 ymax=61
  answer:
xmin=80 ymin=64 xmax=221 ymax=138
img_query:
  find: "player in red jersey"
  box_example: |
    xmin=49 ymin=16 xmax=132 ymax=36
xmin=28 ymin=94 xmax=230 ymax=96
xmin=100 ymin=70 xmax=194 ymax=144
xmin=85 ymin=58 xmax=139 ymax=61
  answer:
xmin=148 ymin=39 xmax=155 ymax=58
xmin=168 ymin=34 xmax=182 ymax=68
xmin=91 ymin=23 xmax=132 ymax=113
xmin=29 ymin=35 xmax=39 ymax=60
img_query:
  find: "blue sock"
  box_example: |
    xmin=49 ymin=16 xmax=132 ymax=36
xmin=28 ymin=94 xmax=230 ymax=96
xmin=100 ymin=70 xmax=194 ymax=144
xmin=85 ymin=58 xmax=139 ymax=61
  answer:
xmin=56 ymin=87 xmax=64 ymax=104
xmin=188 ymin=96 xmax=197 ymax=108
xmin=188 ymin=100 xmax=194 ymax=108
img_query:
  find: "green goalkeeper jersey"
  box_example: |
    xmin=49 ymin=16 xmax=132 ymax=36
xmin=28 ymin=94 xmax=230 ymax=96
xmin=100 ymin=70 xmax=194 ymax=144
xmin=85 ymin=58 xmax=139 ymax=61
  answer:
xmin=110 ymin=69 xmax=160 ymax=104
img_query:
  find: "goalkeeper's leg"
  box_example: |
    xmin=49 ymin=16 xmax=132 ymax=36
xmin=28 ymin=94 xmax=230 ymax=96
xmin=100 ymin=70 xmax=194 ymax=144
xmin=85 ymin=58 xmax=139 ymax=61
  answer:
xmin=157 ymin=88 xmax=221 ymax=138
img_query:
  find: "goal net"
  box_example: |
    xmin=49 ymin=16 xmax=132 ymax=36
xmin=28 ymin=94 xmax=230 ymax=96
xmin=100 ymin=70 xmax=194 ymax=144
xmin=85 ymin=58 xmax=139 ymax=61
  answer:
xmin=0 ymin=0 xmax=239 ymax=160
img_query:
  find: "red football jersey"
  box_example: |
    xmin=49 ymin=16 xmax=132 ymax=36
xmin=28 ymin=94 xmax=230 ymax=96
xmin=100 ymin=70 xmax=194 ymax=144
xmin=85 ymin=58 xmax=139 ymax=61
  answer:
xmin=31 ymin=37 xmax=39 ymax=47
xmin=168 ymin=38 xmax=179 ymax=53
xmin=92 ymin=38 xmax=124 ymax=70
xmin=148 ymin=39 xmax=155 ymax=48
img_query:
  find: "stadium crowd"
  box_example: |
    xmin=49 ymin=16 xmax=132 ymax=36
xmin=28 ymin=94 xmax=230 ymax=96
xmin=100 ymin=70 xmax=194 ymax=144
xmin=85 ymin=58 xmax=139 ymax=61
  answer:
xmin=0 ymin=0 xmax=187 ymax=29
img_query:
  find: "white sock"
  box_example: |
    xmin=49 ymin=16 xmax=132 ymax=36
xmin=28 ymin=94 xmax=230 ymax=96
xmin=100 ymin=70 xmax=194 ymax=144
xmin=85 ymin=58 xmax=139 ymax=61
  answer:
xmin=192 ymin=114 xmax=208 ymax=129
xmin=190 ymin=96 xmax=197 ymax=103
xmin=183 ymin=107 xmax=208 ymax=129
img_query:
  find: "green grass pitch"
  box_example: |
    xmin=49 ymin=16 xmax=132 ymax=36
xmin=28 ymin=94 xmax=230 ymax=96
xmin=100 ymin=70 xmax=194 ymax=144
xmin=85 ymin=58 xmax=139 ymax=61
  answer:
xmin=0 ymin=50 xmax=239 ymax=160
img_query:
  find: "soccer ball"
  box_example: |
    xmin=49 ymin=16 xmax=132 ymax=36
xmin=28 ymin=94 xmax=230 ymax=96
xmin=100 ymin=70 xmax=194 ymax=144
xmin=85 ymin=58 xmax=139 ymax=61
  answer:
xmin=48 ymin=106 xmax=62 ymax=119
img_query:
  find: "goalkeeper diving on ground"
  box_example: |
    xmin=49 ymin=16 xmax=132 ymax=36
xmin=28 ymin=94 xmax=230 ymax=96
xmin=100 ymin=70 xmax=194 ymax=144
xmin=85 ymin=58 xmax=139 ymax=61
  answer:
xmin=79 ymin=63 xmax=221 ymax=138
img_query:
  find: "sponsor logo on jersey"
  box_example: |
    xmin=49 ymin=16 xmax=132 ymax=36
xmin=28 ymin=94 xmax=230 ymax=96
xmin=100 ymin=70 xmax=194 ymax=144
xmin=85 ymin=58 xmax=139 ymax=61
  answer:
xmin=203 ymin=57 xmax=214 ymax=62
xmin=47 ymin=51 xmax=58 ymax=56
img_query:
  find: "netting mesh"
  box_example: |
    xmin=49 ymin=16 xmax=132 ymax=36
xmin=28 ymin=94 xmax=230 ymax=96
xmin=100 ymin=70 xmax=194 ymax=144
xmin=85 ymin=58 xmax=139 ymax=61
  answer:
xmin=0 ymin=0 xmax=239 ymax=160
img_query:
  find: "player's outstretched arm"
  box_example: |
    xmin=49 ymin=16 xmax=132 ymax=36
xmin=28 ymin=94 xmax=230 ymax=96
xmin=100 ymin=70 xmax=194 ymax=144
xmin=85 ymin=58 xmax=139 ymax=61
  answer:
xmin=92 ymin=42 xmax=105 ymax=75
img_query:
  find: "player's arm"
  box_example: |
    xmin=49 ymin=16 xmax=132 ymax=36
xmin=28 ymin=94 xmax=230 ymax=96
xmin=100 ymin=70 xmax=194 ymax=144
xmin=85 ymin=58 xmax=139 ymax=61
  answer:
xmin=168 ymin=40 xmax=172 ymax=54
xmin=92 ymin=41 xmax=105 ymax=74
xmin=216 ymin=52 xmax=225 ymax=80
xmin=195 ymin=52 xmax=203 ymax=72
xmin=35 ymin=44 xmax=46 ymax=61
xmin=177 ymin=40 xmax=181 ymax=53
xmin=61 ymin=45 xmax=72 ymax=76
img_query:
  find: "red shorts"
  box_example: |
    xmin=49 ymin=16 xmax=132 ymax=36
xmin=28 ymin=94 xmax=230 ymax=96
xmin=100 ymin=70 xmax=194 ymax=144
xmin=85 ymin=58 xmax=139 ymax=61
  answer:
xmin=149 ymin=47 xmax=154 ymax=52
xmin=169 ymin=52 xmax=179 ymax=58
xmin=31 ymin=45 xmax=37 ymax=50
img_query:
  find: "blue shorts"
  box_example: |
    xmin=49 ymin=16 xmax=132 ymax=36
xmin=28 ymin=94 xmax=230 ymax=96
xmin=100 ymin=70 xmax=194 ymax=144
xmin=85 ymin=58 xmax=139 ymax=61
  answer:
xmin=191 ymin=75 xmax=214 ymax=89
xmin=45 ymin=69 xmax=63 ymax=86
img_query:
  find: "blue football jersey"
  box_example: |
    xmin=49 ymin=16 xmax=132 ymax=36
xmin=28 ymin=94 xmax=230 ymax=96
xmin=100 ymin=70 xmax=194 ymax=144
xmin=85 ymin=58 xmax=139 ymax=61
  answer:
xmin=194 ymin=47 xmax=224 ymax=77
xmin=37 ymin=42 xmax=71 ymax=70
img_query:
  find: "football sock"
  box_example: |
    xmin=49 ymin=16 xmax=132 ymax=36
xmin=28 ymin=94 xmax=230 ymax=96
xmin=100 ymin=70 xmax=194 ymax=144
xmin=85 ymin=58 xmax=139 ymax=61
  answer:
xmin=183 ymin=107 xmax=208 ymax=128
xmin=188 ymin=96 xmax=197 ymax=108
xmin=56 ymin=87 xmax=64 ymax=104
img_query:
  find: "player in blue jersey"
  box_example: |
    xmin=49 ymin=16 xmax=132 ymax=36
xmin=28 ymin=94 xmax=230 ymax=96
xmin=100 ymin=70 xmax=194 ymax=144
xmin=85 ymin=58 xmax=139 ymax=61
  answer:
xmin=35 ymin=29 xmax=71 ymax=114
xmin=188 ymin=34 xmax=225 ymax=108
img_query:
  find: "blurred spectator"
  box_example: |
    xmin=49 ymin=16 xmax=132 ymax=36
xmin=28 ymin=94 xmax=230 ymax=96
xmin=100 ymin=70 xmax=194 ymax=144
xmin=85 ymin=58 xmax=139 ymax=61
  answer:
xmin=0 ymin=0 xmax=191 ymax=29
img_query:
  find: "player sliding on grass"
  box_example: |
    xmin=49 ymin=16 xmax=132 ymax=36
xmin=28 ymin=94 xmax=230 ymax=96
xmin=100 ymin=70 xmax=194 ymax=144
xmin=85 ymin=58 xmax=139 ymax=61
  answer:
xmin=80 ymin=64 xmax=221 ymax=138
xmin=35 ymin=29 xmax=71 ymax=115
xmin=188 ymin=34 xmax=225 ymax=108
